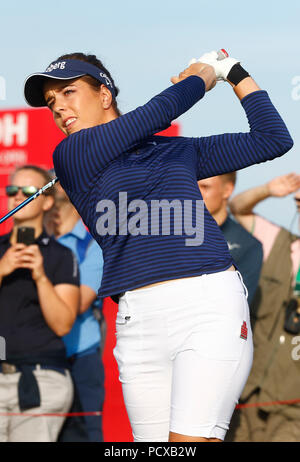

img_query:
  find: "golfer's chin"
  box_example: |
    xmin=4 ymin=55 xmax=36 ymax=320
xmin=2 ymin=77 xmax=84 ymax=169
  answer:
xmin=64 ymin=124 xmax=79 ymax=136
xmin=60 ymin=120 xmax=103 ymax=136
xmin=63 ymin=121 xmax=93 ymax=136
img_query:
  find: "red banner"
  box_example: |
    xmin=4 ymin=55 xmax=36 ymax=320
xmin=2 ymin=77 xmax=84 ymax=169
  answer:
xmin=0 ymin=107 xmax=179 ymax=235
xmin=0 ymin=108 xmax=65 ymax=234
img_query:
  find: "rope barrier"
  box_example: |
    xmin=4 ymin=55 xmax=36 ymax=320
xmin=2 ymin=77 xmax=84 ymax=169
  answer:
xmin=236 ymin=398 xmax=300 ymax=409
xmin=1 ymin=398 xmax=300 ymax=417
xmin=0 ymin=411 xmax=102 ymax=417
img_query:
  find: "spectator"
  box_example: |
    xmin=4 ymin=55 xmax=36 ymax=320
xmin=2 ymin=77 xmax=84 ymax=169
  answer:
xmin=198 ymin=173 xmax=263 ymax=304
xmin=45 ymin=179 xmax=105 ymax=442
xmin=226 ymin=172 xmax=300 ymax=442
xmin=0 ymin=165 xmax=80 ymax=442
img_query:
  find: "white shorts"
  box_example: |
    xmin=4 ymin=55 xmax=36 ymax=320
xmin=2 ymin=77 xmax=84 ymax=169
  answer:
xmin=113 ymin=270 xmax=253 ymax=442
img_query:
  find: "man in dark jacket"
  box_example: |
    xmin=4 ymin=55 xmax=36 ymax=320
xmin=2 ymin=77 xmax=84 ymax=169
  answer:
xmin=198 ymin=172 xmax=263 ymax=305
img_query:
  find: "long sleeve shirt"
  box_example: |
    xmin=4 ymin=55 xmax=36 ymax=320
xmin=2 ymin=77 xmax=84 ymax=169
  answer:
xmin=53 ymin=76 xmax=293 ymax=298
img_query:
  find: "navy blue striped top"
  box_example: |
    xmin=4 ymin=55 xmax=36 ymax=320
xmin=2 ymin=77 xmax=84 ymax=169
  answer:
xmin=53 ymin=76 xmax=293 ymax=298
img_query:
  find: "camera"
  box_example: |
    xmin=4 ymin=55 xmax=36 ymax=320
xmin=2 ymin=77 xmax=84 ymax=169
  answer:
xmin=284 ymin=298 xmax=300 ymax=334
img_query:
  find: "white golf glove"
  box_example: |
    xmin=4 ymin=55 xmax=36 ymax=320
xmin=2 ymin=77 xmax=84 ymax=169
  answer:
xmin=189 ymin=50 xmax=239 ymax=82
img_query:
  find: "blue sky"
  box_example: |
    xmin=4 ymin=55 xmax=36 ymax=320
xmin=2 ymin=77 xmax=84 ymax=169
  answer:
xmin=0 ymin=0 xmax=299 ymax=230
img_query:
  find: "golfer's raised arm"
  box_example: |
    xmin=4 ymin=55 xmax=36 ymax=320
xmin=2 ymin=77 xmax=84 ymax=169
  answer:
xmin=53 ymin=68 xmax=213 ymax=191
xmin=195 ymin=89 xmax=293 ymax=180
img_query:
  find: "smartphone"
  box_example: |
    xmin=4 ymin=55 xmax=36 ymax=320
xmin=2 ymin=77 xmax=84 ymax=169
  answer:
xmin=17 ymin=227 xmax=35 ymax=246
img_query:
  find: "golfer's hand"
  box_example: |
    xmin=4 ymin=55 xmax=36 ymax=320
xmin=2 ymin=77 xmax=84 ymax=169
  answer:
xmin=19 ymin=244 xmax=46 ymax=282
xmin=171 ymin=63 xmax=216 ymax=92
xmin=0 ymin=243 xmax=26 ymax=278
xmin=267 ymin=173 xmax=300 ymax=197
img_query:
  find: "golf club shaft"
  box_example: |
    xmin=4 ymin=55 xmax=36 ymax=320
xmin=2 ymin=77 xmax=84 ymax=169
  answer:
xmin=0 ymin=177 xmax=59 ymax=224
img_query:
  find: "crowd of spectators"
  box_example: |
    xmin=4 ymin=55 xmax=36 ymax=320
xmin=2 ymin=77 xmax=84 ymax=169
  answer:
xmin=0 ymin=164 xmax=299 ymax=442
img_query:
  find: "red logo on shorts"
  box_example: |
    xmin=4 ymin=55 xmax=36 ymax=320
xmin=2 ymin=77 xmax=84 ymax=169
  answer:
xmin=240 ymin=321 xmax=248 ymax=340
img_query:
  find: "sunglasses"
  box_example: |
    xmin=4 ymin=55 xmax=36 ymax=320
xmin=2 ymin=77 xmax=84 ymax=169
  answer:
xmin=6 ymin=185 xmax=39 ymax=198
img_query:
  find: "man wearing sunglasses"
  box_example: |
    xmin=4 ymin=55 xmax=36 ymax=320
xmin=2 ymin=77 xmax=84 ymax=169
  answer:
xmin=0 ymin=165 xmax=80 ymax=442
xmin=226 ymin=172 xmax=300 ymax=442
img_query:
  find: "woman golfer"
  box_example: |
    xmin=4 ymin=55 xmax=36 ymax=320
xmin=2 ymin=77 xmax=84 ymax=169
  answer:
xmin=24 ymin=52 xmax=293 ymax=442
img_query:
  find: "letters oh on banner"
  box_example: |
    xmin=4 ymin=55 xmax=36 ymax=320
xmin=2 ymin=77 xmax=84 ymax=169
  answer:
xmin=0 ymin=108 xmax=65 ymax=235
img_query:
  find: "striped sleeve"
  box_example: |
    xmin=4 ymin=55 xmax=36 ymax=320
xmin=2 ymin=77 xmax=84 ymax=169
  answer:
xmin=53 ymin=76 xmax=206 ymax=192
xmin=194 ymin=90 xmax=294 ymax=179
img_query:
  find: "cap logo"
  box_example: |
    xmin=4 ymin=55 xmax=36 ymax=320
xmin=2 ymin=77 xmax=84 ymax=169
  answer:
xmin=100 ymin=72 xmax=112 ymax=88
xmin=45 ymin=61 xmax=66 ymax=73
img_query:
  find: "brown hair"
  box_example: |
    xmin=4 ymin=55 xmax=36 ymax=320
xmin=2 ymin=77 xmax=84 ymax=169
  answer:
xmin=56 ymin=52 xmax=121 ymax=116
xmin=221 ymin=171 xmax=237 ymax=187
